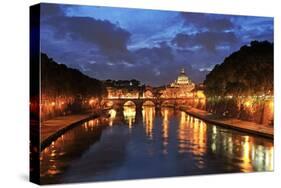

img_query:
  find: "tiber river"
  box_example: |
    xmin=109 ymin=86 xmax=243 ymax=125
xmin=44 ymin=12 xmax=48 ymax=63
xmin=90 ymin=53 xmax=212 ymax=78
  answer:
xmin=40 ymin=105 xmax=274 ymax=184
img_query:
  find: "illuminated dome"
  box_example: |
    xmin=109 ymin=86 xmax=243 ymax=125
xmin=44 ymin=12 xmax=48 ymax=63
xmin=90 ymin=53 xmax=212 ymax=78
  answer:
xmin=176 ymin=68 xmax=190 ymax=85
xmin=170 ymin=68 xmax=192 ymax=87
xmin=162 ymin=68 xmax=195 ymax=98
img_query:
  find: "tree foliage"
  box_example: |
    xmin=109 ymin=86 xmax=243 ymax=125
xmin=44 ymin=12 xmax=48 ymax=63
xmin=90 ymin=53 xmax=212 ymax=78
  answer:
xmin=204 ymin=41 xmax=273 ymax=97
xmin=41 ymin=53 xmax=107 ymax=98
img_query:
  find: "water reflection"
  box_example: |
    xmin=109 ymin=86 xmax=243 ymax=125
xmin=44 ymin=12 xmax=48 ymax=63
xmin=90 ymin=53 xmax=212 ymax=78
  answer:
xmin=161 ymin=108 xmax=172 ymax=154
xmin=142 ymin=106 xmax=155 ymax=139
xmin=178 ymin=112 xmax=273 ymax=171
xmin=208 ymin=118 xmax=273 ymax=172
xmin=108 ymin=109 xmax=116 ymax=126
xmin=177 ymin=112 xmax=207 ymax=168
xmin=123 ymin=106 xmax=136 ymax=129
xmin=40 ymin=107 xmax=273 ymax=184
xmin=40 ymin=119 xmax=105 ymax=184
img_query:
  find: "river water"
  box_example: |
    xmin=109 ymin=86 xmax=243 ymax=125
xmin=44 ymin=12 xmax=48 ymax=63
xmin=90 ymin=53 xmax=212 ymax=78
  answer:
xmin=40 ymin=106 xmax=274 ymax=184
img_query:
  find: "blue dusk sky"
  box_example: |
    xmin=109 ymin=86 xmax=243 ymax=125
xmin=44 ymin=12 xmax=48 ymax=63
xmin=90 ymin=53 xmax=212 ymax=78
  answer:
xmin=40 ymin=3 xmax=273 ymax=86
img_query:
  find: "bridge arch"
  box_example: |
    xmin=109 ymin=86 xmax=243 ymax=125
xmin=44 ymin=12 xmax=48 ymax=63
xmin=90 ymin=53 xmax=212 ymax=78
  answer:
xmin=143 ymin=100 xmax=155 ymax=107
xmin=161 ymin=100 xmax=175 ymax=107
xmin=123 ymin=100 xmax=136 ymax=107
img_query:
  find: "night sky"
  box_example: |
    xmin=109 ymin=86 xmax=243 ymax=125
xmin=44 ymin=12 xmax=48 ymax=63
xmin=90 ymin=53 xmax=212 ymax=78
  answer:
xmin=40 ymin=3 xmax=273 ymax=86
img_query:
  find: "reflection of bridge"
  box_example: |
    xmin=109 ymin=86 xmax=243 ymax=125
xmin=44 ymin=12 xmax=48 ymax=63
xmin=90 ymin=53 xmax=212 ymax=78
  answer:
xmin=103 ymin=97 xmax=194 ymax=110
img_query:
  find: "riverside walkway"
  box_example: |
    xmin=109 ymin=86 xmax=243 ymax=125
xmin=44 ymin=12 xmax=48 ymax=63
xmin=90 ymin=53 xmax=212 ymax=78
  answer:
xmin=40 ymin=113 xmax=101 ymax=151
xmin=181 ymin=107 xmax=273 ymax=139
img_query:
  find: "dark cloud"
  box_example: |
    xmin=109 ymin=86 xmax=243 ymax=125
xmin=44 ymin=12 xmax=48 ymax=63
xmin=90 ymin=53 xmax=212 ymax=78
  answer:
xmin=171 ymin=33 xmax=190 ymax=48
xmin=194 ymin=31 xmax=238 ymax=51
xmin=172 ymin=31 xmax=238 ymax=52
xmin=41 ymin=3 xmax=64 ymax=18
xmin=77 ymin=40 xmax=208 ymax=85
xmin=181 ymin=12 xmax=234 ymax=32
xmin=241 ymin=27 xmax=273 ymax=43
xmin=41 ymin=4 xmax=132 ymax=63
xmin=134 ymin=42 xmax=174 ymax=64
xmin=128 ymin=42 xmax=207 ymax=85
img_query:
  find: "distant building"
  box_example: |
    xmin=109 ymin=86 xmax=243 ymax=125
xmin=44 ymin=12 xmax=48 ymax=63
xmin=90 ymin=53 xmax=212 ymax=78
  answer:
xmin=170 ymin=68 xmax=193 ymax=87
xmin=161 ymin=68 xmax=195 ymax=98
xmin=105 ymin=69 xmax=204 ymax=100
xmin=105 ymin=79 xmax=142 ymax=99
xmin=107 ymin=87 xmax=140 ymax=99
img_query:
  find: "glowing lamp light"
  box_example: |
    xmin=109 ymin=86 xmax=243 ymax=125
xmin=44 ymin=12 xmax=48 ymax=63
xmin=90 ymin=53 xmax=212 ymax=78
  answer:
xmin=244 ymin=101 xmax=251 ymax=107
xmin=227 ymin=95 xmax=233 ymax=99
xmin=89 ymin=99 xmax=95 ymax=105
xmin=51 ymin=102 xmax=56 ymax=106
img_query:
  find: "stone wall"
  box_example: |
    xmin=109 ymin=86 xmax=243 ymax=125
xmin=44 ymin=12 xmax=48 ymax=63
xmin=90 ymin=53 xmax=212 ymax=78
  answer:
xmin=204 ymin=97 xmax=273 ymax=126
xmin=40 ymin=95 xmax=101 ymax=121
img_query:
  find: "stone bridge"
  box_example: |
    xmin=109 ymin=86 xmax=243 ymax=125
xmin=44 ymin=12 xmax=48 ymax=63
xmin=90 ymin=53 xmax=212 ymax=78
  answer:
xmin=103 ymin=97 xmax=195 ymax=110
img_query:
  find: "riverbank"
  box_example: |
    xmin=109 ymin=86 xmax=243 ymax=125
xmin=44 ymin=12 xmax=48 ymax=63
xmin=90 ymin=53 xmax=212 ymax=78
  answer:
xmin=181 ymin=107 xmax=273 ymax=139
xmin=40 ymin=112 xmax=104 ymax=151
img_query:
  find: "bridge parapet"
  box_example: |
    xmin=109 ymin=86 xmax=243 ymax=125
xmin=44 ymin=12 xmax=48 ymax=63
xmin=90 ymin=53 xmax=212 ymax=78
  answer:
xmin=103 ymin=97 xmax=194 ymax=110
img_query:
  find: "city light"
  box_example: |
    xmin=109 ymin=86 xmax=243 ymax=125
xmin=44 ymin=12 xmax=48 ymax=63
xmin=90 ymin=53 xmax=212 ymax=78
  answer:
xmin=244 ymin=100 xmax=251 ymax=107
xmin=89 ymin=99 xmax=95 ymax=105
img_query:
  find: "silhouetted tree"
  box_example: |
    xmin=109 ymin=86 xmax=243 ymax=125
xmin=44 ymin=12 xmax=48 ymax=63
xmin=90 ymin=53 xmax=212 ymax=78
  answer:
xmin=41 ymin=53 xmax=107 ymax=99
xmin=204 ymin=41 xmax=273 ymax=97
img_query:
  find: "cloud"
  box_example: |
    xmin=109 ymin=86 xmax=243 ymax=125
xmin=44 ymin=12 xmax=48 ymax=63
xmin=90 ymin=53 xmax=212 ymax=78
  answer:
xmin=41 ymin=3 xmax=64 ymax=18
xmin=171 ymin=33 xmax=190 ymax=48
xmin=41 ymin=4 xmax=132 ymax=63
xmin=181 ymin=12 xmax=234 ymax=32
xmin=134 ymin=42 xmax=174 ymax=64
xmin=172 ymin=31 xmax=238 ymax=52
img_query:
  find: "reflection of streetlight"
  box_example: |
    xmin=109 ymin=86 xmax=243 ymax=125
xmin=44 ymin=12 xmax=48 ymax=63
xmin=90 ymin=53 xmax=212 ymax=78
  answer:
xmin=89 ymin=99 xmax=95 ymax=105
xmin=241 ymin=136 xmax=253 ymax=172
xmin=124 ymin=106 xmax=136 ymax=129
xmin=109 ymin=109 xmax=116 ymax=118
xmin=142 ymin=106 xmax=155 ymax=139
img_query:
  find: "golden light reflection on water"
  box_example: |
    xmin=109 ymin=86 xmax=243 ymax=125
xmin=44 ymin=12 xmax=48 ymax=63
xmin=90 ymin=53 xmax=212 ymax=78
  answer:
xmin=41 ymin=137 xmax=65 ymax=178
xmin=108 ymin=109 xmax=116 ymax=126
xmin=40 ymin=119 xmax=104 ymax=181
xmin=161 ymin=108 xmax=173 ymax=154
xmin=142 ymin=106 xmax=155 ymax=139
xmin=41 ymin=107 xmax=274 ymax=184
xmin=175 ymin=111 xmax=273 ymax=171
xmin=241 ymin=136 xmax=252 ymax=172
xmin=209 ymin=120 xmax=274 ymax=172
xmin=123 ymin=106 xmax=136 ymax=129
xmin=162 ymin=108 xmax=170 ymax=139
xmin=177 ymin=112 xmax=207 ymax=168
